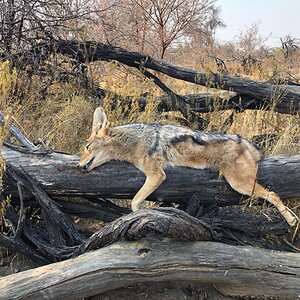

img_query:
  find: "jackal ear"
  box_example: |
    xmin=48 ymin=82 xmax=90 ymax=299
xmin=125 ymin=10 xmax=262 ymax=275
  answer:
xmin=92 ymin=107 xmax=110 ymax=133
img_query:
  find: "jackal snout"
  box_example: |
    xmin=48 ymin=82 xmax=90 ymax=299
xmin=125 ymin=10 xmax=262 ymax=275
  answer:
xmin=77 ymin=154 xmax=95 ymax=170
xmin=78 ymin=107 xmax=111 ymax=171
xmin=77 ymin=139 xmax=95 ymax=169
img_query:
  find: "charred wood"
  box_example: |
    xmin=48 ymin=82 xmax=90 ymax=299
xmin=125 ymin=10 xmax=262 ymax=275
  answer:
xmin=55 ymin=40 xmax=300 ymax=115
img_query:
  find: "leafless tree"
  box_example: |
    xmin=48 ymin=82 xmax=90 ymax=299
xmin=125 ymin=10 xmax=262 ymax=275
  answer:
xmin=280 ymin=35 xmax=300 ymax=59
xmin=236 ymin=22 xmax=269 ymax=57
xmin=0 ymin=0 xmax=116 ymax=64
xmin=229 ymin=22 xmax=269 ymax=75
xmin=97 ymin=0 xmax=222 ymax=59
xmin=0 ymin=0 xmax=119 ymax=103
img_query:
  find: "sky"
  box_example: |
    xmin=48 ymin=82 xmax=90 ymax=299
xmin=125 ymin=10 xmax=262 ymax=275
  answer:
xmin=216 ymin=0 xmax=300 ymax=47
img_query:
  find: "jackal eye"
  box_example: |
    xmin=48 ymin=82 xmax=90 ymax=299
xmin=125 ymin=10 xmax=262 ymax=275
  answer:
xmin=85 ymin=143 xmax=91 ymax=150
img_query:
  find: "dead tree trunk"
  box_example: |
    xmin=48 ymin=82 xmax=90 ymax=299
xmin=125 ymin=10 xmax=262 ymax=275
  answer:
xmin=0 ymin=238 xmax=299 ymax=300
xmin=3 ymin=41 xmax=300 ymax=115
xmin=55 ymin=40 xmax=300 ymax=115
xmin=106 ymin=92 xmax=278 ymax=117
xmin=2 ymin=145 xmax=300 ymax=207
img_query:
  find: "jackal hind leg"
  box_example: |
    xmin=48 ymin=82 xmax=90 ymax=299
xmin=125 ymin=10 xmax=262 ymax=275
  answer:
xmin=222 ymin=162 xmax=297 ymax=227
xmin=251 ymin=183 xmax=297 ymax=227
xmin=131 ymin=166 xmax=166 ymax=212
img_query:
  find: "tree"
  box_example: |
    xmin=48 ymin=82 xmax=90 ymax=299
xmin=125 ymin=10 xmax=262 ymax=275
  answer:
xmin=97 ymin=0 xmax=223 ymax=58
xmin=0 ymin=0 xmax=116 ymax=66
xmin=230 ymin=22 xmax=270 ymax=75
xmin=280 ymin=35 xmax=300 ymax=59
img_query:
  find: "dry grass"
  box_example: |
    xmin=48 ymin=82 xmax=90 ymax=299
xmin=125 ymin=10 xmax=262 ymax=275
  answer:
xmin=14 ymin=90 xmax=95 ymax=154
xmin=0 ymin=56 xmax=299 ymax=242
xmin=1 ymin=56 xmax=298 ymax=157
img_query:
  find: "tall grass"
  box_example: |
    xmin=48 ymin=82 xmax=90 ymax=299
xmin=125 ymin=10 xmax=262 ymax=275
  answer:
xmin=0 ymin=57 xmax=299 ymax=157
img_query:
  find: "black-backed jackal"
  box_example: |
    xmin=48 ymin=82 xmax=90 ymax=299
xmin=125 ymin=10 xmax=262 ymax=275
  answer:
xmin=78 ymin=107 xmax=297 ymax=227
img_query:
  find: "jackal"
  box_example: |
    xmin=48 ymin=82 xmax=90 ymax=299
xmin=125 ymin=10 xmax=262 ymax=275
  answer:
xmin=78 ymin=107 xmax=297 ymax=227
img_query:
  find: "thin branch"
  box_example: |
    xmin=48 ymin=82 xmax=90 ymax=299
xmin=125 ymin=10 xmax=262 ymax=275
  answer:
xmin=14 ymin=182 xmax=25 ymax=239
xmin=139 ymin=67 xmax=207 ymax=128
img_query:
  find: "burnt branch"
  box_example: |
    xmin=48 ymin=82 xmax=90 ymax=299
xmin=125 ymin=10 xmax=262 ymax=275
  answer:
xmin=55 ymin=40 xmax=300 ymax=114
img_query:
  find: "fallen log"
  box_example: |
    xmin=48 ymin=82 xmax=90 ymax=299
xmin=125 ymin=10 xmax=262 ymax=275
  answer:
xmin=111 ymin=92 xmax=268 ymax=115
xmin=2 ymin=145 xmax=300 ymax=207
xmin=3 ymin=168 xmax=291 ymax=261
xmin=57 ymin=198 xmax=291 ymax=240
xmin=0 ymin=238 xmax=299 ymax=300
xmin=56 ymin=40 xmax=300 ymax=115
xmin=4 ymin=41 xmax=300 ymax=115
xmin=2 ymin=185 xmax=214 ymax=262
xmin=1 ymin=116 xmax=298 ymax=267
xmin=75 ymin=207 xmax=214 ymax=255
xmin=2 ymin=176 xmax=294 ymax=264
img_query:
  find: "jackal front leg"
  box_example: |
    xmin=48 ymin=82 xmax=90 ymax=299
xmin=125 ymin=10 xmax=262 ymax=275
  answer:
xmin=131 ymin=171 xmax=166 ymax=212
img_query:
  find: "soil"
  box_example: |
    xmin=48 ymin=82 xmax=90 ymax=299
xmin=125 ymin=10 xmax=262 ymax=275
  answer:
xmin=0 ymin=253 xmax=39 ymax=277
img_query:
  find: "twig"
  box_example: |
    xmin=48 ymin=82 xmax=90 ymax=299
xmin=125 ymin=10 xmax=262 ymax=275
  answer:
xmin=14 ymin=183 xmax=25 ymax=239
xmin=138 ymin=67 xmax=207 ymax=128
xmin=0 ymin=112 xmax=49 ymax=154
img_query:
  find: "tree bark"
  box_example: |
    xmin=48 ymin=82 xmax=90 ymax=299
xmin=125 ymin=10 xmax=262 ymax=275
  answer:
xmin=0 ymin=238 xmax=299 ymax=300
xmin=56 ymin=40 xmax=300 ymax=115
xmin=2 ymin=145 xmax=300 ymax=206
xmin=114 ymin=92 xmax=270 ymax=115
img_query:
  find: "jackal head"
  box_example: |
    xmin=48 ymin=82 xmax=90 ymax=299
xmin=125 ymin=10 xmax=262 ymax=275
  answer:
xmin=77 ymin=107 xmax=111 ymax=171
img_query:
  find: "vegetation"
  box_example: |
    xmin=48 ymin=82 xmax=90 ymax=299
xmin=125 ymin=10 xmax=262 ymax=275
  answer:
xmin=0 ymin=0 xmax=298 ymax=155
xmin=0 ymin=0 xmax=299 ymax=284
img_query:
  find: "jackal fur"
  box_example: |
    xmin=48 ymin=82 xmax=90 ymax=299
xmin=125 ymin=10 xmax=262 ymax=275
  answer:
xmin=78 ymin=107 xmax=297 ymax=227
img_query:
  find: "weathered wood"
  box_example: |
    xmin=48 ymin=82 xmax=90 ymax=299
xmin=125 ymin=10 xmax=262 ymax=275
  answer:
xmin=0 ymin=238 xmax=299 ymax=300
xmin=2 ymin=147 xmax=217 ymax=262
xmin=0 ymin=113 xmax=49 ymax=154
xmin=4 ymin=205 xmax=77 ymax=262
xmin=57 ymin=199 xmax=291 ymax=239
xmin=56 ymin=40 xmax=300 ymax=115
xmin=199 ymin=206 xmax=290 ymax=236
xmin=56 ymin=198 xmax=128 ymax=222
xmin=0 ymin=230 xmax=50 ymax=265
xmin=137 ymin=69 xmax=208 ymax=127
xmin=111 ymin=92 xmax=268 ymax=116
xmin=73 ymin=206 xmax=293 ymax=253
xmin=2 ymin=145 xmax=300 ymax=207
xmin=6 ymin=164 xmax=84 ymax=245
xmin=3 ymin=196 xmax=293 ymax=264
xmin=75 ymin=207 xmax=213 ymax=255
